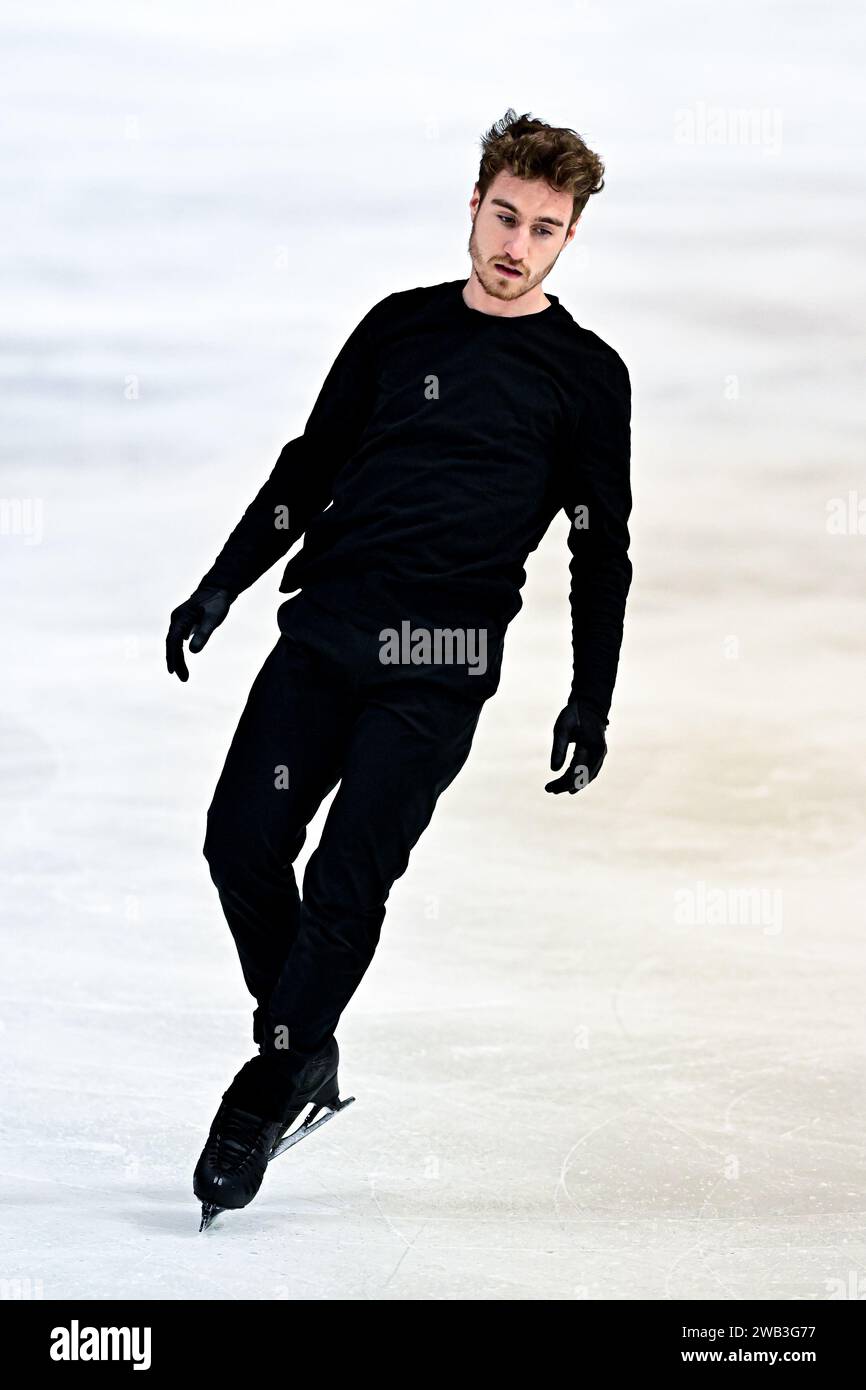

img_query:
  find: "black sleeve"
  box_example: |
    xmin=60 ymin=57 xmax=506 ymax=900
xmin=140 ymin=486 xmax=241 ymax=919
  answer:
xmin=195 ymin=297 xmax=389 ymax=598
xmin=559 ymin=351 xmax=633 ymax=724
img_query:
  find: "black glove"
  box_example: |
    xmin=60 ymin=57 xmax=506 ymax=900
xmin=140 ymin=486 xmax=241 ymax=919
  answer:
xmin=166 ymin=586 xmax=233 ymax=682
xmin=545 ymin=700 xmax=607 ymax=795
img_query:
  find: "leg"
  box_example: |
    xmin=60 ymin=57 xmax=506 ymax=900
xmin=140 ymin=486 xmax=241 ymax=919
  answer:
xmin=202 ymin=630 xmax=358 ymax=1018
xmin=264 ymin=681 xmax=486 ymax=1054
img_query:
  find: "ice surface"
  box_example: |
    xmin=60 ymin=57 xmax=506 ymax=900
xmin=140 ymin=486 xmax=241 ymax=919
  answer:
xmin=1 ymin=0 xmax=865 ymax=1300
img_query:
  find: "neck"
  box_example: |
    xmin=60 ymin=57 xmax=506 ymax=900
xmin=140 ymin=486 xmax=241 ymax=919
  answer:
xmin=462 ymin=268 xmax=551 ymax=317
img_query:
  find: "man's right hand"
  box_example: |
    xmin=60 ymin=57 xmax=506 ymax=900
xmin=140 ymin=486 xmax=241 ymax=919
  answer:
xmin=166 ymin=586 xmax=233 ymax=682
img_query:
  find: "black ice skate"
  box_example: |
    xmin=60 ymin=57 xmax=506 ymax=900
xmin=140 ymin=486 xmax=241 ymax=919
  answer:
xmin=193 ymin=1038 xmax=354 ymax=1231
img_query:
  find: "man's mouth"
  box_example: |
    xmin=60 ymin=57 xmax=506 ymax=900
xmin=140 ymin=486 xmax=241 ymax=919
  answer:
xmin=494 ymin=263 xmax=523 ymax=278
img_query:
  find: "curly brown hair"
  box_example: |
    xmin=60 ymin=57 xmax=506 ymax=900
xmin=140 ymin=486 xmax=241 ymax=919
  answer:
xmin=476 ymin=108 xmax=605 ymax=227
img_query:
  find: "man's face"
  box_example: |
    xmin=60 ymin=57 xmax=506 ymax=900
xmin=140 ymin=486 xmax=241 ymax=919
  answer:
xmin=467 ymin=169 xmax=578 ymax=303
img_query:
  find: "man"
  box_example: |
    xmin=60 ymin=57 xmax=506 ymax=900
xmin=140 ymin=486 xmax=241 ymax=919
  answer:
xmin=167 ymin=109 xmax=633 ymax=1227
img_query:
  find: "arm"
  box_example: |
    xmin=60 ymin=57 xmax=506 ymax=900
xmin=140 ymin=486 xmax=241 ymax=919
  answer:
xmin=546 ymin=350 xmax=632 ymax=794
xmin=562 ymin=350 xmax=633 ymax=725
xmin=195 ymin=297 xmax=388 ymax=599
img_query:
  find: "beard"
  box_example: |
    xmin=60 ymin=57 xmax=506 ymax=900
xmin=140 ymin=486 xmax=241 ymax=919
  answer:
xmin=467 ymin=220 xmax=560 ymax=301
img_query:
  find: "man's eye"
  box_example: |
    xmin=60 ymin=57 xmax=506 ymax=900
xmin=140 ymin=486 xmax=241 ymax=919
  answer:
xmin=496 ymin=214 xmax=552 ymax=236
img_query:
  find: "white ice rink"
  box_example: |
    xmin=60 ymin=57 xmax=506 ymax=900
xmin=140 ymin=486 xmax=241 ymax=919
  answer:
xmin=2 ymin=1 xmax=865 ymax=1299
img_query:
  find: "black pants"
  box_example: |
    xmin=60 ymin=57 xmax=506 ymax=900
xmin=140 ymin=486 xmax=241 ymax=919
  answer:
xmin=203 ymin=590 xmax=503 ymax=1056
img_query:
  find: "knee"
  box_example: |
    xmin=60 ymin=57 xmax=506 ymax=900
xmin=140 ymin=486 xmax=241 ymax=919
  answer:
xmin=202 ymin=816 xmax=230 ymax=890
xmin=303 ymin=851 xmax=391 ymax=926
xmin=203 ymin=809 xmax=306 ymax=890
xmin=202 ymin=804 xmax=250 ymax=889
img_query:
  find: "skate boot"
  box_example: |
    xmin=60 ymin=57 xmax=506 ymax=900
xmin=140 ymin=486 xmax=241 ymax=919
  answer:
xmin=193 ymin=1036 xmax=354 ymax=1231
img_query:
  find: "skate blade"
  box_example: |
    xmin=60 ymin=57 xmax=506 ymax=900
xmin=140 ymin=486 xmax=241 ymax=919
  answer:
xmin=269 ymin=1094 xmax=355 ymax=1162
xmin=199 ymin=1201 xmax=225 ymax=1232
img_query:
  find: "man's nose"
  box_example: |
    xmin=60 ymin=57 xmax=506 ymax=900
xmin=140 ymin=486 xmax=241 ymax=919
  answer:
xmin=502 ymin=230 xmax=530 ymax=260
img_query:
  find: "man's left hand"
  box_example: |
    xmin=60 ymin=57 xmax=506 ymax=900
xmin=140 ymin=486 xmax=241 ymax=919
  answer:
xmin=545 ymin=701 xmax=607 ymax=795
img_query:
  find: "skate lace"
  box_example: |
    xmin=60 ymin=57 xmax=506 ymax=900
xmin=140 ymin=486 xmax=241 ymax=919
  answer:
xmin=216 ymin=1103 xmax=270 ymax=1163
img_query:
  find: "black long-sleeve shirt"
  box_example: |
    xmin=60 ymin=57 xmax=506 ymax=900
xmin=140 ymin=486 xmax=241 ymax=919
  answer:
xmin=197 ymin=279 xmax=632 ymax=721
